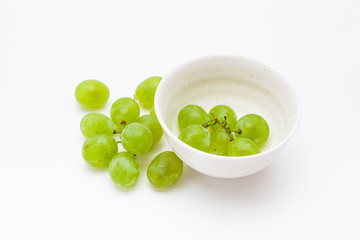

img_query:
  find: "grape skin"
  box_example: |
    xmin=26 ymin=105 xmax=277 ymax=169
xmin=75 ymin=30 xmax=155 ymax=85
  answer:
xmin=147 ymin=151 xmax=183 ymax=188
xmin=75 ymin=80 xmax=109 ymax=109
xmin=178 ymin=104 xmax=210 ymax=131
xmin=82 ymin=134 xmax=118 ymax=167
xmin=80 ymin=112 xmax=117 ymax=138
xmin=207 ymin=123 xmax=223 ymax=134
xmin=109 ymin=152 xmax=140 ymax=188
xmin=135 ymin=114 xmax=163 ymax=146
xmin=110 ymin=97 xmax=140 ymax=132
xmin=235 ymin=114 xmax=269 ymax=146
xmin=227 ymin=138 xmax=260 ymax=156
xmin=121 ymin=123 xmax=153 ymax=155
xmin=150 ymin=106 xmax=156 ymax=116
xmin=208 ymin=128 xmax=230 ymax=156
xmin=135 ymin=76 xmax=162 ymax=109
xmin=179 ymin=124 xmax=210 ymax=152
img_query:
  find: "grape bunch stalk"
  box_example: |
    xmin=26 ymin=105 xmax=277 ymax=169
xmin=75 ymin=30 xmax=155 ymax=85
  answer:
xmin=75 ymin=77 xmax=183 ymax=189
xmin=178 ymin=104 xmax=270 ymax=156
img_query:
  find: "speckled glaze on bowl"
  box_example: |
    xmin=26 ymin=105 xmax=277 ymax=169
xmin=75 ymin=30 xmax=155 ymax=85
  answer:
xmin=154 ymin=55 xmax=301 ymax=178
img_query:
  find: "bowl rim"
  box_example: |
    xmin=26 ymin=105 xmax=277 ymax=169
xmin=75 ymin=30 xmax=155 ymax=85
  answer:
xmin=154 ymin=54 xmax=302 ymax=162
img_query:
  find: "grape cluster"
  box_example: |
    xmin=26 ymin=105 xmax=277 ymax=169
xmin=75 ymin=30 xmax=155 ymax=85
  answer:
xmin=75 ymin=77 xmax=183 ymax=188
xmin=178 ymin=104 xmax=269 ymax=156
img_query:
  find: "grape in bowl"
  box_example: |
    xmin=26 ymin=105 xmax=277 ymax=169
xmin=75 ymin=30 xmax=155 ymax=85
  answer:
xmin=154 ymin=55 xmax=301 ymax=178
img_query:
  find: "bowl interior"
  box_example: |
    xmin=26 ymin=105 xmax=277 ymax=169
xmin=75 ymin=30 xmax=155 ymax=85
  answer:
xmin=156 ymin=56 xmax=300 ymax=153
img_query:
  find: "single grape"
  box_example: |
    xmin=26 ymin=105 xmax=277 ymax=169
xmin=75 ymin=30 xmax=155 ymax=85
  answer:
xmin=150 ymin=106 xmax=156 ymax=116
xmin=75 ymin=80 xmax=109 ymax=109
xmin=147 ymin=151 xmax=183 ymax=188
xmin=235 ymin=114 xmax=269 ymax=146
xmin=80 ymin=112 xmax=117 ymax=138
xmin=135 ymin=114 xmax=163 ymax=146
xmin=109 ymin=152 xmax=140 ymax=188
xmin=208 ymin=128 xmax=231 ymax=156
xmin=178 ymin=104 xmax=210 ymax=131
xmin=82 ymin=134 xmax=118 ymax=167
xmin=209 ymin=105 xmax=237 ymax=129
xmin=110 ymin=97 xmax=140 ymax=132
xmin=121 ymin=123 xmax=153 ymax=155
xmin=227 ymin=138 xmax=260 ymax=156
xmin=178 ymin=124 xmax=210 ymax=152
xmin=135 ymin=76 xmax=162 ymax=109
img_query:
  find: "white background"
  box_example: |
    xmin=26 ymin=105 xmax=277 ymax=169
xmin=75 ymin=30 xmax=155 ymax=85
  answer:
xmin=1 ymin=0 xmax=360 ymax=239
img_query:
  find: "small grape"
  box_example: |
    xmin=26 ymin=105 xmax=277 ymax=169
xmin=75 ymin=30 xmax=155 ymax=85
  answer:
xmin=80 ymin=113 xmax=117 ymax=138
xmin=82 ymin=134 xmax=118 ymax=167
xmin=235 ymin=114 xmax=269 ymax=146
xmin=121 ymin=123 xmax=153 ymax=155
xmin=209 ymin=105 xmax=237 ymax=129
xmin=227 ymin=138 xmax=260 ymax=156
xmin=109 ymin=152 xmax=140 ymax=188
xmin=75 ymin=80 xmax=109 ymax=109
xmin=178 ymin=104 xmax=210 ymax=131
xmin=136 ymin=114 xmax=163 ymax=146
xmin=208 ymin=128 xmax=231 ymax=156
xmin=135 ymin=76 xmax=162 ymax=109
xmin=110 ymin=97 xmax=140 ymax=132
xmin=147 ymin=151 xmax=183 ymax=188
xmin=178 ymin=124 xmax=210 ymax=152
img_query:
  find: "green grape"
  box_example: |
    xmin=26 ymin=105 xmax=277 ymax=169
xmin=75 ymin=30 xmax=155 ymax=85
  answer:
xmin=147 ymin=151 xmax=183 ymax=188
xmin=82 ymin=134 xmax=118 ymax=167
xmin=110 ymin=97 xmax=140 ymax=132
xmin=208 ymin=128 xmax=231 ymax=156
xmin=178 ymin=104 xmax=210 ymax=131
xmin=75 ymin=80 xmax=109 ymax=109
xmin=207 ymin=123 xmax=223 ymax=134
xmin=134 ymin=76 xmax=162 ymax=109
xmin=209 ymin=105 xmax=237 ymax=129
xmin=227 ymin=138 xmax=260 ymax=156
xmin=235 ymin=114 xmax=269 ymax=146
xmin=135 ymin=114 xmax=163 ymax=146
xmin=150 ymin=106 xmax=156 ymax=116
xmin=121 ymin=123 xmax=153 ymax=155
xmin=80 ymin=113 xmax=117 ymax=138
xmin=109 ymin=152 xmax=140 ymax=188
xmin=178 ymin=124 xmax=210 ymax=152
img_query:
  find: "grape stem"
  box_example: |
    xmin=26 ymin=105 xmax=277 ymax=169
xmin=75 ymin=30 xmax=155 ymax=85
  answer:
xmin=229 ymin=134 xmax=235 ymax=142
xmin=202 ymin=115 xmax=242 ymax=141
xmin=201 ymin=119 xmax=217 ymax=128
xmin=230 ymin=128 xmax=242 ymax=134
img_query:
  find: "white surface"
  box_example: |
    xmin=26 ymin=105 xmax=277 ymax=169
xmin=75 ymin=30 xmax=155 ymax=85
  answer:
xmin=155 ymin=55 xmax=301 ymax=178
xmin=1 ymin=0 xmax=359 ymax=239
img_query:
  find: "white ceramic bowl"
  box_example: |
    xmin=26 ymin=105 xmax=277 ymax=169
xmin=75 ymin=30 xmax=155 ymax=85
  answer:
xmin=154 ymin=55 xmax=301 ymax=178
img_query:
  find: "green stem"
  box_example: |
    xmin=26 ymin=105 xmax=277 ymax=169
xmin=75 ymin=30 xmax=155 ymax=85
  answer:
xmin=202 ymin=118 xmax=217 ymax=128
xmin=229 ymin=128 xmax=242 ymax=135
xmin=229 ymin=133 xmax=235 ymax=142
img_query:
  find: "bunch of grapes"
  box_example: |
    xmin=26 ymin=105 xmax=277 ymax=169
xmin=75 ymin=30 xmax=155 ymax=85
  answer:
xmin=178 ymin=104 xmax=270 ymax=156
xmin=75 ymin=77 xmax=183 ymax=188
